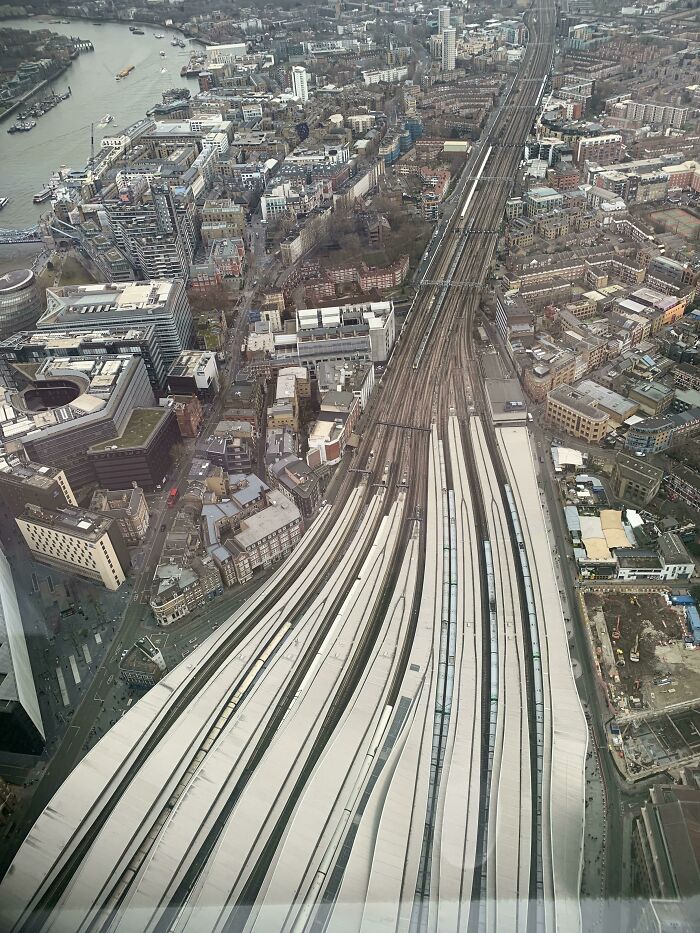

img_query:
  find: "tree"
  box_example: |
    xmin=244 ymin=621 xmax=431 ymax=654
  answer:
xmin=188 ymin=284 xmax=231 ymax=319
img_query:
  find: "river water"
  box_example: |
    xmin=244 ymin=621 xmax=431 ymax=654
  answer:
xmin=0 ymin=16 xmax=196 ymax=228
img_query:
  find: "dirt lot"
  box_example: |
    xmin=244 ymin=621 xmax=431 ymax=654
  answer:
xmin=583 ymin=589 xmax=700 ymax=714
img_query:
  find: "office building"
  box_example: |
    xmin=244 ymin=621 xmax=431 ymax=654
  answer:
xmin=629 ymin=382 xmax=675 ymax=418
xmin=316 ymin=360 xmax=375 ymax=412
xmin=525 ymin=186 xmax=564 ymax=217
xmin=197 ymin=433 xmax=254 ymax=474
xmin=307 ymin=390 xmax=360 ymax=468
xmin=0 ymin=324 xmax=167 ymax=390
xmin=291 ymin=65 xmax=309 ymax=103
xmin=612 ymin=454 xmax=663 ymax=506
xmin=223 ymin=381 xmax=265 ymax=435
xmin=546 ymin=384 xmax=609 ymax=442
xmin=17 ymin=504 xmax=129 ymax=590
xmin=293 ymin=301 xmax=396 ymax=371
xmin=39 ymin=281 xmax=194 ymax=372
xmin=217 ymin=496 xmax=303 ymax=585
xmin=90 ymin=486 xmax=150 ymax=545
xmin=495 ymin=290 xmax=535 ymax=343
xmin=633 ymin=782 xmax=700 ymax=907
xmin=267 ymin=455 xmax=321 ymax=520
xmin=442 ymin=27 xmax=456 ymax=72
xmin=87 ymin=407 xmax=181 ymax=491
xmin=200 ymin=199 xmax=245 ymax=245
xmin=0 ymin=455 xmax=77 ymax=517
xmin=0 ymin=270 xmax=41 ymax=342
xmin=166 ymin=350 xmax=220 ymax=401
xmin=2 ymin=355 xmax=155 ymax=489
xmin=206 ymin=42 xmax=247 ymax=64
xmin=576 ymin=380 xmax=638 ymax=424
xmin=119 ymin=636 xmax=167 ymax=688
xmin=150 ymin=556 xmax=223 ymax=625
xmin=0 ymin=547 xmax=44 ymax=755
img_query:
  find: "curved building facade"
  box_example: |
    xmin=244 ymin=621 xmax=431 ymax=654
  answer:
xmin=0 ymin=269 xmax=41 ymax=342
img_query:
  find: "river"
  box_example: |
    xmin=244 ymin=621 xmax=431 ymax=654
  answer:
xmin=0 ymin=16 xmax=197 ymax=228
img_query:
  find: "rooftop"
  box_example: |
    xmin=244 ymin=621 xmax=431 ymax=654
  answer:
xmin=89 ymin=408 xmax=165 ymax=451
xmin=168 ymin=350 xmax=217 ymax=380
xmin=20 ymin=503 xmax=112 ymax=541
xmin=616 ymin=453 xmax=663 ymax=483
xmin=234 ymin=497 xmax=300 ymax=550
xmin=577 ymin=380 xmax=637 ymax=418
xmin=548 ymin=384 xmax=607 ymax=421
xmin=0 ymin=269 xmax=34 ymax=294
xmin=40 ymin=281 xmax=179 ymax=327
xmin=658 ymin=532 xmax=694 ymax=567
xmin=0 ymin=355 xmax=142 ymax=446
xmin=0 ymin=325 xmax=156 ymax=352
xmin=0 ymin=456 xmax=66 ymax=490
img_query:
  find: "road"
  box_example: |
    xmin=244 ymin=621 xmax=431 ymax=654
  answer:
xmin=0 ymin=276 xmax=266 ymax=877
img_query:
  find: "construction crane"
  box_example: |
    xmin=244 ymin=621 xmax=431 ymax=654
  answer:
xmin=612 ymin=616 xmax=621 ymax=640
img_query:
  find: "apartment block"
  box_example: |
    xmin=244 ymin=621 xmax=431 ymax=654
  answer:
xmin=665 ymin=463 xmax=700 ymax=512
xmin=17 ymin=504 xmax=129 ymax=590
xmin=105 ymin=184 xmax=199 ymax=280
xmin=574 ymin=133 xmax=622 ymax=166
xmin=624 ymin=100 xmax=688 ymax=129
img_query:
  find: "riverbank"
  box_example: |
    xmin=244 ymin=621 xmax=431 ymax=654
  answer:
xmin=0 ymin=63 xmax=71 ymax=124
xmin=24 ymin=12 xmax=209 ymax=46
xmin=26 ymin=12 xmax=191 ymax=39
xmin=0 ymin=15 xmax=193 ymax=228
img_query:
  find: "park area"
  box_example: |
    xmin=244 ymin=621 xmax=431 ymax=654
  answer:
xmin=649 ymin=206 xmax=700 ymax=241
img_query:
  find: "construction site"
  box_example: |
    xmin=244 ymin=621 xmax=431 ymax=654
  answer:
xmin=581 ymin=588 xmax=700 ymax=779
